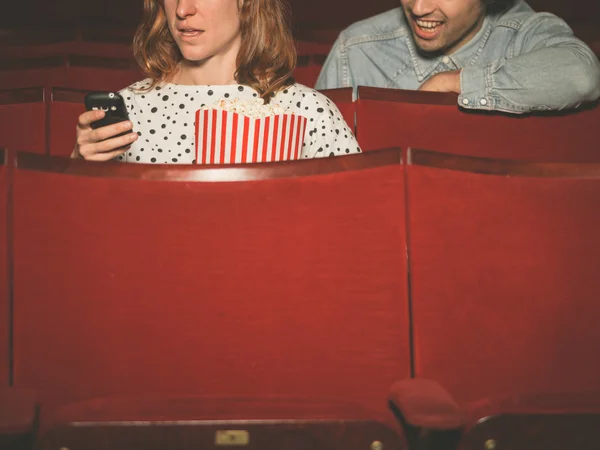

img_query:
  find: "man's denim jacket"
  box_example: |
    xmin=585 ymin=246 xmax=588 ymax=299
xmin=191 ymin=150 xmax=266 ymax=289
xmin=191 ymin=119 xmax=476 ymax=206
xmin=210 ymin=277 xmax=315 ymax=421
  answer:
xmin=315 ymin=0 xmax=600 ymax=113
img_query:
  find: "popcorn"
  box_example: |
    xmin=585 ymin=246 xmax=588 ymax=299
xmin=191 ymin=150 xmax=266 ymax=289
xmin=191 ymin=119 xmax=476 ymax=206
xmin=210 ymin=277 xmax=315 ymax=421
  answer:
xmin=195 ymin=96 xmax=308 ymax=165
xmin=199 ymin=97 xmax=290 ymax=119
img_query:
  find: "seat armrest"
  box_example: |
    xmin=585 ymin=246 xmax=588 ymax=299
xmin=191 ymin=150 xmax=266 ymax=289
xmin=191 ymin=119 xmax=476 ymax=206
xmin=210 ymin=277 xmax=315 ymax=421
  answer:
xmin=389 ymin=379 xmax=465 ymax=430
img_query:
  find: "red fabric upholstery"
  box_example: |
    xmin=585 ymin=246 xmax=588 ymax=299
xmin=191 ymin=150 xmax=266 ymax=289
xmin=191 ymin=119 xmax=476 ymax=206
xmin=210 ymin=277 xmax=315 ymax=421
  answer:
xmin=468 ymin=391 xmax=600 ymax=420
xmin=0 ymin=57 xmax=68 ymax=90
xmin=296 ymin=39 xmax=333 ymax=61
xmin=65 ymin=66 xmax=141 ymax=92
xmin=406 ymin=152 xmax=600 ymax=408
xmin=0 ymin=151 xmax=8 ymax=387
xmin=48 ymin=90 xmax=87 ymax=156
xmin=12 ymin=150 xmax=410 ymax=423
xmin=41 ymin=396 xmax=380 ymax=435
xmin=292 ymin=64 xmax=323 ymax=89
xmin=0 ymin=89 xmax=46 ymax=154
xmin=39 ymin=396 xmax=407 ymax=450
xmin=0 ymin=41 xmax=75 ymax=60
xmin=389 ymin=379 xmax=465 ymax=429
xmin=356 ymin=87 xmax=600 ymax=162
xmin=0 ymin=388 xmax=37 ymax=434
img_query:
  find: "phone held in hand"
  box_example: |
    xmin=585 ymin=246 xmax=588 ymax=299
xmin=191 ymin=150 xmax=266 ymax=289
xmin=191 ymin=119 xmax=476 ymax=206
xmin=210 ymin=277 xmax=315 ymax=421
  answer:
xmin=84 ymin=91 xmax=130 ymax=130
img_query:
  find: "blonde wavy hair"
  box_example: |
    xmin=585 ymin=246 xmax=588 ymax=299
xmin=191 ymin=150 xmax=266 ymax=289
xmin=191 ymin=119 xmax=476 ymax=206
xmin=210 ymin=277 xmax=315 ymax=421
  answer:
xmin=133 ymin=0 xmax=296 ymax=103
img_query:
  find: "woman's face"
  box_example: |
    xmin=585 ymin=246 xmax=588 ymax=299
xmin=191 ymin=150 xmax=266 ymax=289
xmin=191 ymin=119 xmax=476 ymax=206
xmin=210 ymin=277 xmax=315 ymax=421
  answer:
xmin=164 ymin=0 xmax=243 ymax=64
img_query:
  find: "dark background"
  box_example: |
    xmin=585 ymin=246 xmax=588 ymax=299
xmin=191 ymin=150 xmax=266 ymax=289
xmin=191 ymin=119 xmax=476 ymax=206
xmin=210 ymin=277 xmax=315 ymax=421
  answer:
xmin=2 ymin=0 xmax=598 ymax=30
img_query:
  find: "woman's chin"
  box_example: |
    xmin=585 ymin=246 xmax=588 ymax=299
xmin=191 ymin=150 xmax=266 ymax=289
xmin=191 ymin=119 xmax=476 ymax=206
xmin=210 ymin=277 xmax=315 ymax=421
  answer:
xmin=180 ymin=53 xmax=211 ymax=65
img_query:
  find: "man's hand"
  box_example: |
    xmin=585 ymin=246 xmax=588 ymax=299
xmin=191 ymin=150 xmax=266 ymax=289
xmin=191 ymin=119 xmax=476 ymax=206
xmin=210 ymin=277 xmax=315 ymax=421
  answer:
xmin=418 ymin=70 xmax=461 ymax=93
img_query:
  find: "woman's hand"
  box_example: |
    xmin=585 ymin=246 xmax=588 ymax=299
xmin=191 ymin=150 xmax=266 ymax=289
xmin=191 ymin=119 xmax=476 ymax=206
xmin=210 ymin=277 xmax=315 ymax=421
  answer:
xmin=71 ymin=110 xmax=138 ymax=161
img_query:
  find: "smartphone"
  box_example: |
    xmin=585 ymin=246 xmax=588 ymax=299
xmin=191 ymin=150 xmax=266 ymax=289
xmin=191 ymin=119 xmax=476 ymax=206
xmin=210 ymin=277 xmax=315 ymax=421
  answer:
xmin=84 ymin=91 xmax=130 ymax=130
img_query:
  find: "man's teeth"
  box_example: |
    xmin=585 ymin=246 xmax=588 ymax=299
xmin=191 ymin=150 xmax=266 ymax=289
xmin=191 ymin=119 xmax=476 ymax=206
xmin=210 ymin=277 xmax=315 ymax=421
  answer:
xmin=415 ymin=19 xmax=443 ymax=30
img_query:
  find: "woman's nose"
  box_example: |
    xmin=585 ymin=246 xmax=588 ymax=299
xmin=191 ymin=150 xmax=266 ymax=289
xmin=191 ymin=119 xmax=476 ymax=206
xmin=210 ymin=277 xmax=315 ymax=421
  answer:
xmin=176 ymin=0 xmax=197 ymax=20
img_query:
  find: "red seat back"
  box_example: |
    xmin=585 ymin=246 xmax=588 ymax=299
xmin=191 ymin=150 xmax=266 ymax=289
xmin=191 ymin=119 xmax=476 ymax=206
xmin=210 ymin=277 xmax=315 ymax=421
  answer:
xmin=0 ymin=27 xmax=76 ymax=60
xmin=73 ymin=26 xmax=137 ymax=60
xmin=0 ymin=88 xmax=46 ymax=154
xmin=356 ymin=87 xmax=600 ymax=162
xmin=406 ymin=149 xmax=600 ymax=406
xmin=12 ymin=149 xmax=410 ymax=421
xmin=0 ymin=149 xmax=9 ymax=387
xmin=48 ymin=88 xmax=87 ymax=157
xmin=293 ymin=62 xmax=323 ymax=88
xmin=64 ymin=55 xmax=141 ymax=91
xmin=0 ymin=57 xmax=68 ymax=90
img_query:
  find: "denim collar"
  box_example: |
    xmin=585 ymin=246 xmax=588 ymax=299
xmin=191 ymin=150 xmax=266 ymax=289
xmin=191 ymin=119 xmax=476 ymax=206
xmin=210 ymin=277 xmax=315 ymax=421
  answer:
xmin=406 ymin=15 xmax=493 ymax=82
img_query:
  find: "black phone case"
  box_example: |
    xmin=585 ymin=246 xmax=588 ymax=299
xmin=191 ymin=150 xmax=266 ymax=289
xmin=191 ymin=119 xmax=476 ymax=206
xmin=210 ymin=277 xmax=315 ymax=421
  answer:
xmin=84 ymin=92 xmax=130 ymax=130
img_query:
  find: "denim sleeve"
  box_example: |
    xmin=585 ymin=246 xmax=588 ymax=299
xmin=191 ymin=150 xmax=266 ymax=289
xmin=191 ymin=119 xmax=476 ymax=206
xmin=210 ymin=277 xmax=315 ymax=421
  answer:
xmin=459 ymin=13 xmax=600 ymax=114
xmin=315 ymin=37 xmax=348 ymax=90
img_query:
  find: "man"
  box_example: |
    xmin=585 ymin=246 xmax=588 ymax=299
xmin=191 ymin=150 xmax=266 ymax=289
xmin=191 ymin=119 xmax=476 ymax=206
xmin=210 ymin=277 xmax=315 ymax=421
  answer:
xmin=315 ymin=0 xmax=600 ymax=113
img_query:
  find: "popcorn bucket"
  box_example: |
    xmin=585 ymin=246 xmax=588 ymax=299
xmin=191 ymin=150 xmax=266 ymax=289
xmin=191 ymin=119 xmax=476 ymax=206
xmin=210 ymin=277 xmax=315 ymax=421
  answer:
xmin=195 ymin=109 xmax=308 ymax=164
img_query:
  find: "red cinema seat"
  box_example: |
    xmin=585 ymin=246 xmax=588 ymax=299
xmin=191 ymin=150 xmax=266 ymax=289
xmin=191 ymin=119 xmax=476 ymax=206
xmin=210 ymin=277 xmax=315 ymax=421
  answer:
xmin=389 ymin=380 xmax=600 ymax=450
xmin=73 ymin=25 xmax=137 ymax=60
xmin=11 ymin=149 xmax=410 ymax=427
xmin=355 ymin=86 xmax=600 ymax=162
xmin=319 ymin=88 xmax=355 ymax=135
xmin=294 ymin=27 xmax=338 ymax=67
xmin=293 ymin=60 xmax=323 ymax=88
xmin=387 ymin=149 xmax=600 ymax=449
xmin=0 ymin=149 xmax=9 ymax=388
xmin=64 ymin=55 xmax=142 ymax=91
xmin=0 ymin=88 xmax=47 ymax=154
xmin=0 ymin=27 xmax=76 ymax=59
xmin=38 ymin=397 xmax=404 ymax=450
xmin=396 ymin=148 xmax=600 ymax=448
xmin=0 ymin=56 xmax=68 ymax=90
xmin=48 ymin=88 xmax=87 ymax=157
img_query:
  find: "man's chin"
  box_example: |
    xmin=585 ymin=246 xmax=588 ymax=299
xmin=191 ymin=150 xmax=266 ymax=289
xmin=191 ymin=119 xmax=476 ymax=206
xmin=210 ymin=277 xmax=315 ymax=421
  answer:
xmin=414 ymin=41 xmax=448 ymax=58
xmin=408 ymin=31 xmax=450 ymax=57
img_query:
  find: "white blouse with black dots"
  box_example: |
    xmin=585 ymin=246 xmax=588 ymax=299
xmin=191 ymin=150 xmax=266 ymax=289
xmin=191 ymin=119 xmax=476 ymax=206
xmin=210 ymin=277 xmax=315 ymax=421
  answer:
xmin=118 ymin=79 xmax=360 ymax=164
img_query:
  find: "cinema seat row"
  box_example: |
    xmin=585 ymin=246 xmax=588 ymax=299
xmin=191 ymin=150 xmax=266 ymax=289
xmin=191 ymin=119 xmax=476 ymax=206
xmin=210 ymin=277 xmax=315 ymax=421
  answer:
xmin=1 ymin=84 xmax=599 ymax=162
xmin=1 ymin=146 xmax=599 ymax=450
xmin=0 ymin=26 xmax=334 ymax=91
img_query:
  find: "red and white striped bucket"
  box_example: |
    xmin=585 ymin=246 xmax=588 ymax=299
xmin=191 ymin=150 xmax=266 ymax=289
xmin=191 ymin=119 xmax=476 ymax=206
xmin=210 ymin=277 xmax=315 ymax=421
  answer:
xmin=195 ymin=109 xmax=308 ymax=164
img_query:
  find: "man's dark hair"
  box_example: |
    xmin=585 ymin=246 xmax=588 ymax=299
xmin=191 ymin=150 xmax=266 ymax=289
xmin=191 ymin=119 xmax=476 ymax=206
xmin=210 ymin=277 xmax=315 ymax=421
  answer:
xmin=485 ymin=0 xmax=517 ymax=14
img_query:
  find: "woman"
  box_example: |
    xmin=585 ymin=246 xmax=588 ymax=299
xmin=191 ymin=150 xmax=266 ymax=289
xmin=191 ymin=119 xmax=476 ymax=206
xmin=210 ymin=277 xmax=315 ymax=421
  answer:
xmin=72 ymin=0 xmax=360 ymax=163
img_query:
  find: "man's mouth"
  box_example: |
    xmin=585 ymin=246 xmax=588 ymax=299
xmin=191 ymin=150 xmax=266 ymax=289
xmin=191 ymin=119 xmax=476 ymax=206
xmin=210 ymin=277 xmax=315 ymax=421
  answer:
xmin=414 ymin=19 xmax=444 ymax=32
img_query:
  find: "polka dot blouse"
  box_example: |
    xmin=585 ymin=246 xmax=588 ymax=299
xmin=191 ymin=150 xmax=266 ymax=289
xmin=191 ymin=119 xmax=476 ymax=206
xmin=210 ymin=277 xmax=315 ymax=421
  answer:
xmin=118 ymin=79 xmax=361 ymax=164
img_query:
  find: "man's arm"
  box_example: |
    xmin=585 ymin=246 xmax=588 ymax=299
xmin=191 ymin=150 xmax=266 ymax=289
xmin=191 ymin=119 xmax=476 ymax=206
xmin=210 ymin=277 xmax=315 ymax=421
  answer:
xmin=457 ymin=13 xmax=600 ymax=113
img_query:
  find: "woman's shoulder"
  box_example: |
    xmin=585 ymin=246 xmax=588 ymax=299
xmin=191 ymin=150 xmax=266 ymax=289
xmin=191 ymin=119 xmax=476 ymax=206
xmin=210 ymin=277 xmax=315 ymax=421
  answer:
xmin=119 ymin=78 xmax=155 ymax=96
xmin=276 ymin=83 xmax=340 ymax=114
xmin=287 ymin=83 xmax=330 ymax=101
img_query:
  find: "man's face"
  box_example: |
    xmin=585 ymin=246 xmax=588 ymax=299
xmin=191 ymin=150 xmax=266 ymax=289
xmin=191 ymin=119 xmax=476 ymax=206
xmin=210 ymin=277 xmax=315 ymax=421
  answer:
xmin=400 ymin=0 xmax=486 ymax=55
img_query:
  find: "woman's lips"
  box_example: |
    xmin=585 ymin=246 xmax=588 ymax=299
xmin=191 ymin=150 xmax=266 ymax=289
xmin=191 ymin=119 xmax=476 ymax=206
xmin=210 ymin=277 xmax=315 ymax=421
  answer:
xmin=179 ymin=29 xmax=204 ymax=39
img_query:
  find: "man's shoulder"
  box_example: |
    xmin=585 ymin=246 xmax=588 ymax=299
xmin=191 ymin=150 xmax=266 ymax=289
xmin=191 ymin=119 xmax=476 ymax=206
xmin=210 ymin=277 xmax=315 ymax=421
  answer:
xmin=491 ymin=0 xmax=564 ymax=31
xmin=337 ymin=7 xmax=409 ymax=48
